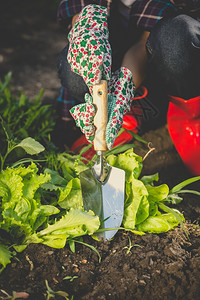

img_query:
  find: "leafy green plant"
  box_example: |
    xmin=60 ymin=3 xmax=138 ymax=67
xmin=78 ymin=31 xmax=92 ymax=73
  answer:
xmin=123 ymin=237 xmax=143 ymax=254
xmin=0 ymin=72 xmax=58 ymax=173
xmin=63 ymin=276 xmax=78 ymax=282
xmin=0 ymin=121 xmax=45 ymax=171
xmin=123 ymin=237 xmax=134 ymax=254
xmin=68 ymin=238 xmax=102 ymax=263
xmin=0 ymin=161 xmax=100 ymax=272
xmin=44 ymin=280 xmax=72 ymax=300
xmin=0 ymin=72 xmax=55 ymax=150
xmin=106 ymin=149 xmax=200 ymax=234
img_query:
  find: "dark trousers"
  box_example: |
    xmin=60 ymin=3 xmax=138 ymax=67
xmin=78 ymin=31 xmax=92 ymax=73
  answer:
xmin=147 ymin=14 xmax=200 ymax=100
xmin=57 ymin=14 xmax=200 ymax=102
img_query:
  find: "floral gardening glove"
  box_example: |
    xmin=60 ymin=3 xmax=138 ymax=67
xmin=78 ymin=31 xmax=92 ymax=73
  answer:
xmin=67 ymin=4 xmax=112 ymax=95
xmin=70 ymin=67 xmax=135 ymax=148
xmin=106 ymin=67 xmax=135 ymax=149
xmin=70 ymin=93 xmax=96 ymax=143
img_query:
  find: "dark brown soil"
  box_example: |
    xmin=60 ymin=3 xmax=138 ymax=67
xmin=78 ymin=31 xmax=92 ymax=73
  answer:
xmin=0 ymin=1 xmax=200 ymax=300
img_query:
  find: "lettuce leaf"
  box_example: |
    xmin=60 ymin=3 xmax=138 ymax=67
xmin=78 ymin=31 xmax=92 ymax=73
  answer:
xmin=0 ymin=244 xmax=12 ymax=273
xmin=26 ymin=209 xmax=100 ymax=248
xmin=135 ymin=193 xmax=150 ymax=225
xmin=107 ymin=148 xmax=143 ymax=181
xmin=137 ymin=211 xmax=184 ymax=233
xmin=42 ymin=168 xmax=68 ymax=191
xmin=137 ymin=215 xmax=172 ymax=233
xmin=123 ymin=178 xmax=148 ymax=229
xmin=146 ymin=184 xmax=169 ymax=202
xmin=17 ymin=137 xmax=45 ymax=155
xmin=57 ymin=152 xmax=88 ymax=179
xmin=140 ymin=173 xmax=159 ymax=186
xmin=0 ymin=163 xmax=56 ymax=241
xmin=58 ymin=178 xmax=83 ymax=210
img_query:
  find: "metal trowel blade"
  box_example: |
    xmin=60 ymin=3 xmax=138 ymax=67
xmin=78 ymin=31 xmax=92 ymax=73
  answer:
xmin=79 ymin=162 xmax=125 ymax=240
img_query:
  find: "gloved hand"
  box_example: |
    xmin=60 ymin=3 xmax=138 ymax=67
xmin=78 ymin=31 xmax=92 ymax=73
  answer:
xmin=106 ymin=68 xmax=135 ymax=149
xmin=67 ymin=4 xmax=112 ymax=95
xmin=70 ymin=67 xmax=135 ymax=149
xmin=70 ymin=93 xmax=96 ymax=143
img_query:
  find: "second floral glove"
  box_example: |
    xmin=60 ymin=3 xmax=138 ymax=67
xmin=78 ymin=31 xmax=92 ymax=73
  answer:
xmin=106 ymin=68 xmax=135 ymax=149
xmin=70 ymin=67 xmax=135 ymax=150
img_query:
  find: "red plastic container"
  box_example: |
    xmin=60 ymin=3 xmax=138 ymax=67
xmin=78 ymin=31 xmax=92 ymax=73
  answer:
xmin=167 ymin=95 xmax=200 ymax=175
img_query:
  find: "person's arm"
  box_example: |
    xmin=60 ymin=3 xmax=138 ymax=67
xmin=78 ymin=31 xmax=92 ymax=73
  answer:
xmin=57 ymin=1 xmax=86 ymax=29
xmin=72 ymin=14 xmax=79 ymax=27
xmin=121 ymin=31 xmax=150 ymax=89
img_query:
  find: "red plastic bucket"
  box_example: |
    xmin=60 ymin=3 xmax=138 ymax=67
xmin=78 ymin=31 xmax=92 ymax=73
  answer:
xmin=167 ymin=95 xmax=200 ymax=175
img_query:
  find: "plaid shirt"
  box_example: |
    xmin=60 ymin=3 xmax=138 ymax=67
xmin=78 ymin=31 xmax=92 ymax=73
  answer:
xmin=56 ymin=0 xmax=200 ymax=120
xmin=57 ymin=0 xmax=200 ymax=31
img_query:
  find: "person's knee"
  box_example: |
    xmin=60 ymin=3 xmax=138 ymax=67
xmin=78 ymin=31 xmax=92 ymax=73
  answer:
xmin=56 ymin=45 xmax=89 ymax=102
xmin=147 ymin=14 xmax=199 ymax=68
xmin=168 ymin=14 xmax=200 ymax=48
xmin=146 ymin=15 xmax=200 ymax=98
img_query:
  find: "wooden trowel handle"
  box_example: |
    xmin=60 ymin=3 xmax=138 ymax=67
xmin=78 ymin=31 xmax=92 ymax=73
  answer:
xmin=93 ymin=80 xmax=108 ymax=152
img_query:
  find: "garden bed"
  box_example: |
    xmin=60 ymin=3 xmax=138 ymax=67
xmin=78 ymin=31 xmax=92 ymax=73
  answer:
xmin=0 ymin=1 xmax=200 ymax=299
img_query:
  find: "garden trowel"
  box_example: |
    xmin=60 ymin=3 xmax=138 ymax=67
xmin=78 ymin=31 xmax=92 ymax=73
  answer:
xmin=79 ymin=80 xmax=125 ymax=240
